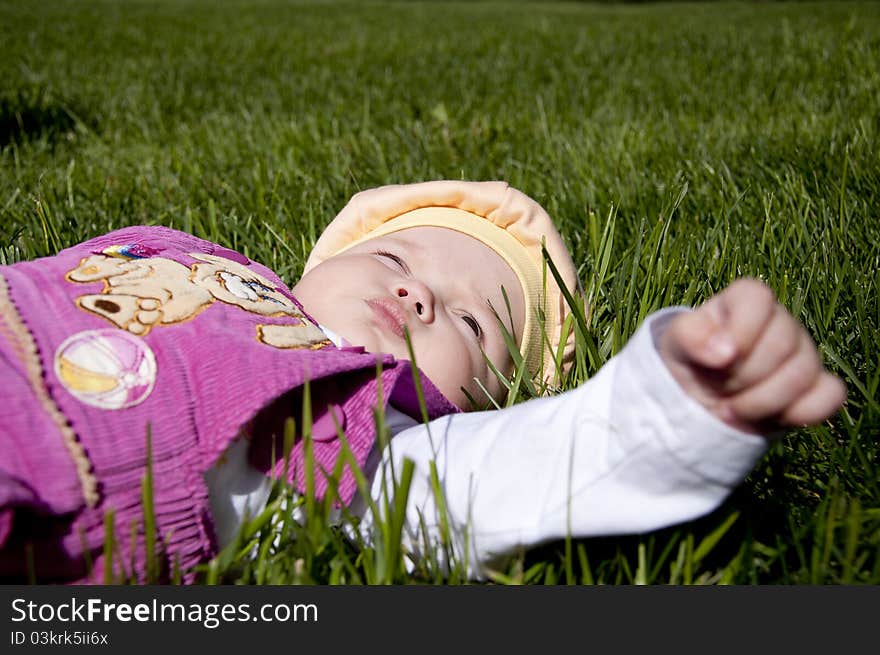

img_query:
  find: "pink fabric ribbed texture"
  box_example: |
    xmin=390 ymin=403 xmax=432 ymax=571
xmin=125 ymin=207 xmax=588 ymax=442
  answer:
xmin=0 ymin=226 xmax=458 ymax=583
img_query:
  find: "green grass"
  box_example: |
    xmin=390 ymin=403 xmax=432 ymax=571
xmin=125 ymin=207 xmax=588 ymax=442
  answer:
xmin=2 ymin=0 xmax=878 ymax=584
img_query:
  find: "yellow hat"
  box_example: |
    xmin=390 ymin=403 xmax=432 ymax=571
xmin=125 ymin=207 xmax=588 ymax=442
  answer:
xmin=304 ymin=180 xmax=583 ymax=384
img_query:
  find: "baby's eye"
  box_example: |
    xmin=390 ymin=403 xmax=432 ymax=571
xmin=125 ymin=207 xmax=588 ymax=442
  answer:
xmin=375 ymin=250 xmax=410 ymax=274
xmin=461 ymin=314 xmax=482 ymax=339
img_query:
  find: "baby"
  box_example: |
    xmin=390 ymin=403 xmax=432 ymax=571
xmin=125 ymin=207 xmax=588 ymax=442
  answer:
xmin=0 ymin=180 xmax=845 ymax=582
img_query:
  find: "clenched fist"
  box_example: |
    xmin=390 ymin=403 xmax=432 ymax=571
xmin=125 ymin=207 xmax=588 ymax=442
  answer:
xmin=659 ymin=278 xmax=847 ymax=437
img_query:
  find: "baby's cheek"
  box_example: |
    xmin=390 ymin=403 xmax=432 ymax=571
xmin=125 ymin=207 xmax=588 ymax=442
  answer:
xmin=419 ymin=340 xmax=485 ymax=407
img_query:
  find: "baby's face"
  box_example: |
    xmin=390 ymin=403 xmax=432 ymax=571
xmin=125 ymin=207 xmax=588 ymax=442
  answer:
xmin=293 ymin=226 xmax=526 ymax=409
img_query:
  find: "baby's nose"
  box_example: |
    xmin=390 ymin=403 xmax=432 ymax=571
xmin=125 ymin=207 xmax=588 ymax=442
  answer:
xmin=395 ymin=281 xmax=435 ymax=323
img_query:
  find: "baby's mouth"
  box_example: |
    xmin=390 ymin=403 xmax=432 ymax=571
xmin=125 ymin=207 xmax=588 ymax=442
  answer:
xmin=366 ymin=298 xmax=408 ymax=339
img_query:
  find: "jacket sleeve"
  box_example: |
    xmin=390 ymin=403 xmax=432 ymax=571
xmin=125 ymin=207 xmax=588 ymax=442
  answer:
xmin=360 ymin=308 xmax=769 ymax=578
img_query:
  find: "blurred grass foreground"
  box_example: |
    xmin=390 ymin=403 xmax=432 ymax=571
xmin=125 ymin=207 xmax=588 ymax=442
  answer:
xmin=0 ymin=0 xmax=878 ymax=584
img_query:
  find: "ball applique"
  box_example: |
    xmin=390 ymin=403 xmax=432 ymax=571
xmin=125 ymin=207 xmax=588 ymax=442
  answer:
xmin=54 ymin=329 xmax=157 ymax=409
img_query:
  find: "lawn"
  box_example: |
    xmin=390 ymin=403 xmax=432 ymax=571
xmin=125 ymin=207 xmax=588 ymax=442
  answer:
xmin=1 ymin=0 xmax=878 ymax=584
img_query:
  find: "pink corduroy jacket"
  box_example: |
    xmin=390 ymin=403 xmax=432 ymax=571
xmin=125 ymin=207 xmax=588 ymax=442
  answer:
xmin=0 ymin=226 xmax=458 ymax=583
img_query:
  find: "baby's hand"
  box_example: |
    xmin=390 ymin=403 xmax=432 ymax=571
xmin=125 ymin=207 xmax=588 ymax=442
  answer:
xmin=658 ymin=278 xmax=846 ymax=437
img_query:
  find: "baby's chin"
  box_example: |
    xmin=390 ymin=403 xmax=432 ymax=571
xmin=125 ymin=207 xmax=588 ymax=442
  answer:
xmin=324 ymin=325 xmax=470 ymax=407
xmin=325 ymin=322 xmax=396 ymax=357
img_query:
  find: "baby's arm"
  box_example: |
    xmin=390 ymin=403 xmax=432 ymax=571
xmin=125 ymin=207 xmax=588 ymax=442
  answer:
xmin=361 ymin=310 xmax=764 ymax=576
xmin=360 ymin=280 xmax=845 ymax=578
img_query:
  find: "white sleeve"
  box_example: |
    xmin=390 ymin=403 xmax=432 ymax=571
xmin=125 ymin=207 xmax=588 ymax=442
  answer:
xmin=360 ymin=308 xmax=769 ymax=577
